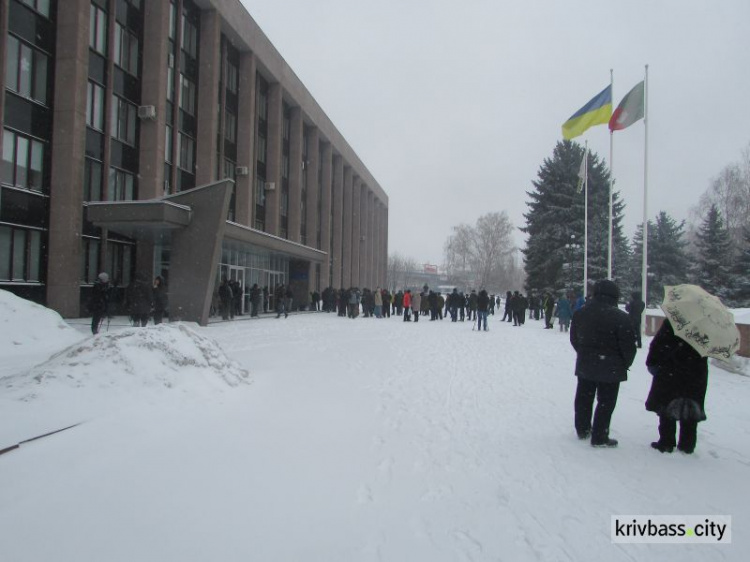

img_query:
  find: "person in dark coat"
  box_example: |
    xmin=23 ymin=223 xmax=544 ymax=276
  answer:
xmin=219 ymin=278 xmax=234 ymax=320
xmin=625 ymin=291 xmax=646 ymax=348
xmin=89 ymin=272 xmax=110 ymax=334
xmin=502 ymin=291 xmax=513 ymax=322
xmin=476 ymin=289 xmax=490 ymax=331
xmin=543 ymin=292 xmax=555 ymax=329
xmin=249 ymin=283 xmax=261 ymax=317
xmin=152 ymin=276 xmax=168 ymax=325
xmin=127 ymin=274 xmax=154 ymax=327
xmin=645 ymin=319 xmax=708 ymax=454
xmin=570 ymin=279 xmax=637 ymax=447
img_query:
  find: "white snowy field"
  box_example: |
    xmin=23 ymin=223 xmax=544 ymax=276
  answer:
xmin=1 ymin=290 xmax=749 ymax=562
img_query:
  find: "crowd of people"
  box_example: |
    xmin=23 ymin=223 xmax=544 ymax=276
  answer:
xmin=88 ymin=271 xmax=710 ymax=454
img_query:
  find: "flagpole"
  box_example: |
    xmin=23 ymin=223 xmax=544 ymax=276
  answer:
xmin=608 ymin=68 xmax=614 ymax=279
xmin=584 ymin=140 xmax=589 ymax=298
xmin=640 ymin=65 xmax=650 ymax=332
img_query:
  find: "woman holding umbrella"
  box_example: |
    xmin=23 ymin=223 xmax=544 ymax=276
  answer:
xmin=645 ymin=285 xmax=740 ymax=454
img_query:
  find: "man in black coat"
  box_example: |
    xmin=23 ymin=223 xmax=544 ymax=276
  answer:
xmin=570 ymin=279 xmax=637 ymax=447
xmin=625 ymin=291 xmax=646 ymax=348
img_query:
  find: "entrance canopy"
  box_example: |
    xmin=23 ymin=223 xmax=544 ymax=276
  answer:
xmin=87 ymin=180 xmax=326 ymax=325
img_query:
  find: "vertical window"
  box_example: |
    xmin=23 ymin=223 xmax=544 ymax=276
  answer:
xmin=225 ymin=111 xmax=236 ymax=143
xmin=178 ymin=75 xmax=196 ymax=115
xmin=181 ymin=15 xmax=198 ymax=59
xmin=177 ymin=133 xmax=194 ymax=171
xmin=12 ymin=229 xmax=26 ymax=281
xmin=84 ymin=158 xmax=103 ymax=201
xmin=169 ymin=2 xmax=177 ymax=40
xmin=90 ymin=4 xmax=108 ymax=55
xmin=167 ymin=67 xmax=175 ymax=101
xmin=2 ymin=130 xmax=14 ymax=185
xmin=86 ymin=82 xmax=105 ymax=130
xmin=165 ymin=125 xmax=173 ymax=163
xmin=256 ymin=136 xmax=267 ymax=164
xmin=28 ymin=230 xmax=41 ymax=281
xmin=0 ymin=226 xmax=10 ymax=280
xmin=111 ymin=96 xmax=137 ymax=145
xmin=226 ymin=62 xmax=238 ymax=94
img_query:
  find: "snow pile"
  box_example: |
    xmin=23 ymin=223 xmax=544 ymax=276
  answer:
xmin=8 ymin=323 xmax=250 ymax=398
xmin=0 ymin=289 xmax=84 ymax=357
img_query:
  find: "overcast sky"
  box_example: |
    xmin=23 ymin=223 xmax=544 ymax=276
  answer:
xmin=240 ymin=0 xmax=750 ymax=267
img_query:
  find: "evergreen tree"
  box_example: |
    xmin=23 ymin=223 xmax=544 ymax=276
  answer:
xmin=728 ymin=226 xmax=750 ymax=306
xmin=631 ymin=211 xmax=690 ymax=305
xmin=522 ymin=141 xmax=628 ymax=296
xmin=691 ymin=205 xmax=733 ymax=300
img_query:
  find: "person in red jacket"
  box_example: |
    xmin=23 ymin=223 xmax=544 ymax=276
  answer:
xmin=403 ymin=289 xmax=412 ymax=321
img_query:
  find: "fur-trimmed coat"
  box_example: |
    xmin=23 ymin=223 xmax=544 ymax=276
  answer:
xmin=645 ymin=319 xmax=708 ymax=421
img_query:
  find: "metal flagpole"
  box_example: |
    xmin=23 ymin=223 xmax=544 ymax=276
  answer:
xmin=584 ymin=140 xmax=589 ymax=298
xmin=640 ymin=65 xmax=650 ymax=332
xmin=608 ymin=68 xmax=614 ymax=279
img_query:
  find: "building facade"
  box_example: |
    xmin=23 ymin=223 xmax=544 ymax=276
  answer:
xmin=0 ymin=0 xmax=388 ymax=324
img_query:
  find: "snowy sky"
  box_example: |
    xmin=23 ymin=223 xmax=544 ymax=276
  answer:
xmin=239 ymin=0 xmax=750 ymax=266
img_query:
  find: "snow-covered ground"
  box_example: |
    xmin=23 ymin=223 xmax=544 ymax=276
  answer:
xmin=1 ymin=289 xmax=748 ymax=561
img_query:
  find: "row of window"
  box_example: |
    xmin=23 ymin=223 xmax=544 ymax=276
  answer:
xmin=20 ymin=0 xmax=51 ymax=18
xmin=84 ymin=158 xmax=136 ymax=202
xmin=81 ymin=236 xmax=133 ymax=286
xmin=2 ymin=129 xmax=44 ymax=192
xmin=90 ymin=5 xmax=141 ymax=77
xmin=5 ymin=35 xmax=49 ymax=106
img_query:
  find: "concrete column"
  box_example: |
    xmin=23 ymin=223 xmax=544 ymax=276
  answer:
xmin=138 ymin=0 xmax=170 ymax=200
xmin=319 ymin=142 xmax=333 ymax=285
xmin=373 ymin=199 xmax=381 ymax=288
xmin=331 ymin=155 xmax=343 ymax=288
xmin=342 ymin=166 xmax=353 ymax=288
xmin=366 ymin=189 xmax=374 ymax=288
xmin=236 ymin=52 xmax=257 ymax=226
xmin=350 ymin=177 xmax=361 ymax=287
xmin=306 ymin=127 xmax=320 ymax=248
xmin=382 ymin=205 xmax=389 ymax=287
xmin=0 ymin=0 xmax=9 ymax=144
xmin=287 ymin=106 xmax=303 ymax=243
xmin=46 ymin=0 xmax=89 ymax=318
xmin=195 ymin=10 xmax=221 ymax=185
xmin=265 ymin=83 xmax=283 ymax=235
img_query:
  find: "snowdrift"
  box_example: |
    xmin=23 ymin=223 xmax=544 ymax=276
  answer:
xmin=4 ymin=323 xmax=250 ymax=398
xmin=0 ymin=289 xmax=84 ymax=357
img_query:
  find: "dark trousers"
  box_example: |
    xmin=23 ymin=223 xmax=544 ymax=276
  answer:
xmin=574 ymin=378 xmax=620 ymax=442
xmin=658 ymin=416 xmax=697 ymax=452
xmin=91 ymin=312 xmax=105 ymax=334
xmin=632 ymin=319 xmax=642 ymax=348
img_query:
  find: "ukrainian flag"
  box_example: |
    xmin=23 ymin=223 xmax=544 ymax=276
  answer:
xmin=561 ymin=85 xmax=612 ymax=140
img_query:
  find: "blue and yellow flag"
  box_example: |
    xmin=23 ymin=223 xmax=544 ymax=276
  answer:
xmin=561 ymin=85 xmax=612 ymax=140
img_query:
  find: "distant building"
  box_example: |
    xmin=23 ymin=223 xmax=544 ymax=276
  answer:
xmin=0 ymin=0 xmax=388 ymax=324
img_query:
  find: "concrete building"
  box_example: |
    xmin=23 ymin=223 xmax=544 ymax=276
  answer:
xmin=0 ymin=0 xmax=388 ymax=325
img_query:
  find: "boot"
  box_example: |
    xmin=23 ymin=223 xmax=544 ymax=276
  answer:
xmin=591 ymin=437 xmax=618 ymax=448
xmin=650 ymin=441 xmax=674 ymax=453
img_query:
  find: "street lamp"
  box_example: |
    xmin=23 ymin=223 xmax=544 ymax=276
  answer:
xmin=565 ymin=234 xmax=582 ymax=291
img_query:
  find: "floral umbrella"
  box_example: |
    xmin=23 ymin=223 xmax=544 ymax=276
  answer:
xmin=660 ymin=284 xmax=741 ymax=361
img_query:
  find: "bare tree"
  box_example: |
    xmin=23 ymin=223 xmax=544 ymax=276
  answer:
xmin=690 ymin=142 xmax=750 ymax=247
xmin=387 ymin=252 xmax=421 ymax=291
xmin=443 ymin=211 xmax=516 ymax=291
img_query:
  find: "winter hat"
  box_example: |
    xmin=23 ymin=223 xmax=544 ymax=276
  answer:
xmin=98 ymin=272 xmax=109 ymax=283
xmin=593 ymin=279 xmax=619 ymax=300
